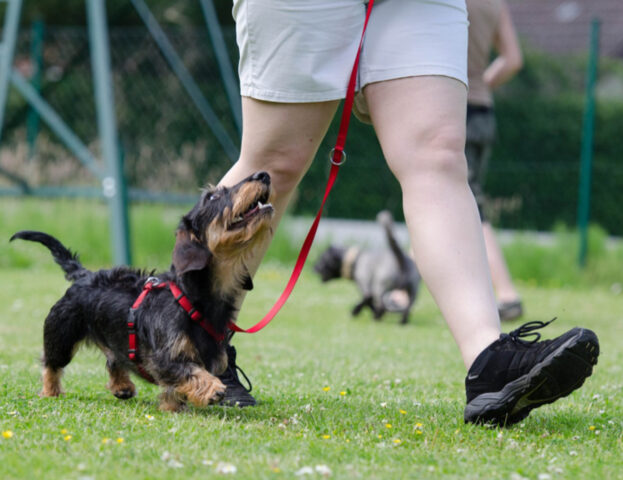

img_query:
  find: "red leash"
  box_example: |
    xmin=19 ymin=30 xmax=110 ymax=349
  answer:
xmin=230 ymin=0 xmax=375 ymax=335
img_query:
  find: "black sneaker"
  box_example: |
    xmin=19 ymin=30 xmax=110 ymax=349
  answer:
xmin=218 ymin=345 xmax=257 ymax=407
xmin=464 ymin=319 xmax=599 ymax=426
xmin=498 ymin=300 xmax=524 ymax=322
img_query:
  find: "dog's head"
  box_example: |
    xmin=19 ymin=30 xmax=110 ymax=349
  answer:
xmin=313 ymin=246 xmax=345 ymax=282
xmin=172 ymin=171 xmax=274 ymax=290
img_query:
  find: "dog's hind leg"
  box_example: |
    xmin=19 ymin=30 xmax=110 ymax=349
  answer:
xmin=104 ymin=352 xmax=136 ymax=400
xmin=40 ymin=300 xmax=88 ymax=397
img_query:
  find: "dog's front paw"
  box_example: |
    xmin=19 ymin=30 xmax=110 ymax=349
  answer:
xmin=177 ymin=369 xmax=226 ymax=407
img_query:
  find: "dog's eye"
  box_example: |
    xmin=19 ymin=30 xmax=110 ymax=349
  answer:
xmin=209 ymin=193 xmax=220 ymax=201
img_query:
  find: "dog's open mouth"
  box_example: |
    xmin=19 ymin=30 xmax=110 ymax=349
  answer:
xmin=229 ymin=191 xmax=273 ymax=230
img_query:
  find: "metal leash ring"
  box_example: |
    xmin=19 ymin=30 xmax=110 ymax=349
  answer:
xmin=329 ymin=148 xmax=347 ymax=166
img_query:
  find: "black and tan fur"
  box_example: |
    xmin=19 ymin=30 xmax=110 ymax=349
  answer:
xmin=10 ymin=171 xmax=274 ymax=411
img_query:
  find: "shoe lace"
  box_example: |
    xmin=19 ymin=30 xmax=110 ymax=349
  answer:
xmin=508 ymin=318 xmax=556 ymax=345
xmin=230 ymin=364 xmax=253 ymax=393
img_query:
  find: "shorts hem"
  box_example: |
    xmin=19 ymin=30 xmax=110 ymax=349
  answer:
xmin=361 ymin=65 xmax=468 ymax=89
xmin=240 ymin=85 xmax=351 ymax=103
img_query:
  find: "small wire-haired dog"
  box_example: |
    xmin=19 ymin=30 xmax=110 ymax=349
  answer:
xmin=10 ymin=171 xmax=273 ymax=411
xmin=314 ymin=210 xmax=420 ymax=324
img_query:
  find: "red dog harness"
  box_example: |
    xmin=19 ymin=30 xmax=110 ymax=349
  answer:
xmin=128 ymin=277 xmax=232 ymax=382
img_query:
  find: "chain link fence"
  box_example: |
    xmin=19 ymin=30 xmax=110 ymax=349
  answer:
xmin=1 ymin=17 xmax=623 ymax=234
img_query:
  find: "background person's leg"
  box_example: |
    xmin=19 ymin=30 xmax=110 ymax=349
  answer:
xmin=365 ymin=76 xmax=500 ymax=369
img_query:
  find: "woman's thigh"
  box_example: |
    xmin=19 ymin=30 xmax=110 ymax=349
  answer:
xmin=219 ymin=98 xmax=339 ymax=192
xmin=364 ymin=76 xmax=468 ymax=181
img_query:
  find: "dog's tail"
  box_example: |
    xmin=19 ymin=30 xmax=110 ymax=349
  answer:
xmin=376 ymin=210 xmax=411 ymax=272
xmin=10 ymin=230 xmax=86 ymax=282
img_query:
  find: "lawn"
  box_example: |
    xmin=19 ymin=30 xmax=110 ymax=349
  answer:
xmin=1 ymin=261 xmax=622 ymax=479
xmin=1 ymin=198 xmax=622 ymax=479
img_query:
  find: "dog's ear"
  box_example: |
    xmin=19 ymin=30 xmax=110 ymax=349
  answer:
xmin=241 ymin=265 xmax=253 ymax=291
xmin=172 ymin=229 xmax=210 ymax=275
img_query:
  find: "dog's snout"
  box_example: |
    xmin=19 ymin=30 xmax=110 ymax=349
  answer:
xmin=252 ymin=171 xmax=270 ymax=185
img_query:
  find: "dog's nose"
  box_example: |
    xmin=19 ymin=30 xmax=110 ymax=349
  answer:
xmin=252 ymin=171 xmax=270 ymax=185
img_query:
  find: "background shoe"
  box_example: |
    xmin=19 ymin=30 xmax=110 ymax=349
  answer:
xmin=218 ymin=345 xmax=257 ymax=407
xmin=464 ymin=319 xmax=599 ymax=426
xmin=498 ymin=300 xmax=524 ymax=322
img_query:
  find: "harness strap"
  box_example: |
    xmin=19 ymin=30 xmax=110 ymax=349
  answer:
xmin=229 ymin=0 xmax=375 ymax=335
xmin=127 ymin=278 xmax=227 ymax=382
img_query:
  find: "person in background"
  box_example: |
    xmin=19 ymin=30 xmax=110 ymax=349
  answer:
xmin=466 ymin=0 xmax=524 ymax=321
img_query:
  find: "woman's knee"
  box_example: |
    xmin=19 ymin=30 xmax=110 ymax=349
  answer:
xmin=386 ymin=125 xmax=467 ymax=184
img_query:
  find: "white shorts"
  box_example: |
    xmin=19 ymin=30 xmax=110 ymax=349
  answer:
xmin=233 ymin=0 xmax=468 ymax=122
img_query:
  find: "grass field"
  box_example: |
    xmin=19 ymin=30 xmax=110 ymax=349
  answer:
xmin=1 ymin=264 xmax=622 ymax=479
xmin=1 ymin=198 xmax=622 ymax=479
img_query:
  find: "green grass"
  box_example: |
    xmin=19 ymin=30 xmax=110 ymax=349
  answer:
xmin=1 ymin=264 xmax=622 ymax=479
xmin=1 ymin=198 xmax=622 ymax=478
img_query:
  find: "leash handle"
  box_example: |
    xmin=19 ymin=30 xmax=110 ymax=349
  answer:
xmin=230 ymin=0 xmax=375 ymax=335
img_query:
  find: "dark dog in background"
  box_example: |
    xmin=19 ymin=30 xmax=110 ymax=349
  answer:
xmin=314 ymin=210 xmax=420 ymax=324
xmin=10 ymin=171 xmax=274 ymax=411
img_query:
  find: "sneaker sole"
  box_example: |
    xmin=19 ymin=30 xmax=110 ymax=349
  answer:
xmin=464 ymin=327 xmax=599 ymax=426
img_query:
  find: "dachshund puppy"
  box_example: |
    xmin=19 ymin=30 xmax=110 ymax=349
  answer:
xmin=10 ymin=171 xmax=273 ymax=411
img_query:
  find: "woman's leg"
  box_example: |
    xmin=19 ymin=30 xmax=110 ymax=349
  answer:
xmin=365 ymin=76 xmax=500 ymax=369
xmin=219 ymin=97 xmax=339 ymax=280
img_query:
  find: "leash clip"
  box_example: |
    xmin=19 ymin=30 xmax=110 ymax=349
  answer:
xmin=329 ymin=148 xmax=347 ymax=166
xmin=144 ymin=276 xmax=161 ymax=288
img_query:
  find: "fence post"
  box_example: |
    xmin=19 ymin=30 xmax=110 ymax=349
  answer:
xmin=0 ymin=0 xmax=23 ymax=141
xmin=199 ymin=0 xmax=242 ymax=136
xmin=27 ymin=19 xmax=45 ymax=159
xmin=86 ymin=0 xmax=131 ymax=266
xmin=577 ymin=18 xmax=600 ymax=268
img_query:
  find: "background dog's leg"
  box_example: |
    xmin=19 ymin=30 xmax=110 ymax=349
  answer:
xmin=352 ymin=297 xmax=373 ymax=317
xmin=372 ymin=305 xmax=386 ymax=321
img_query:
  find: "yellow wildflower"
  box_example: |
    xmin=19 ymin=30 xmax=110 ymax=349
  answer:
xmin=60 ymin=429 xmax=68 ymax=435
xmin=393 ymin=439 xmax=402 ymax=444
xmin=340 ymin=391 xmax=347 ymax=396
xmin=2 ymin=430 xmax=14 ymax=439
xmin=323 ymin=386 xmax=331 ymax=392
xmin=116 ymin=437 xmax=124 ymax=443
xmin=385 ymin=423 xmax=392 ymax=429
xmin=399 ymin=409 xmax=407 ymax=415
xmin=322 ymin=434 xmax=330 ymax=439
xmin=64 ymin=435 xmax=72 ymax=441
